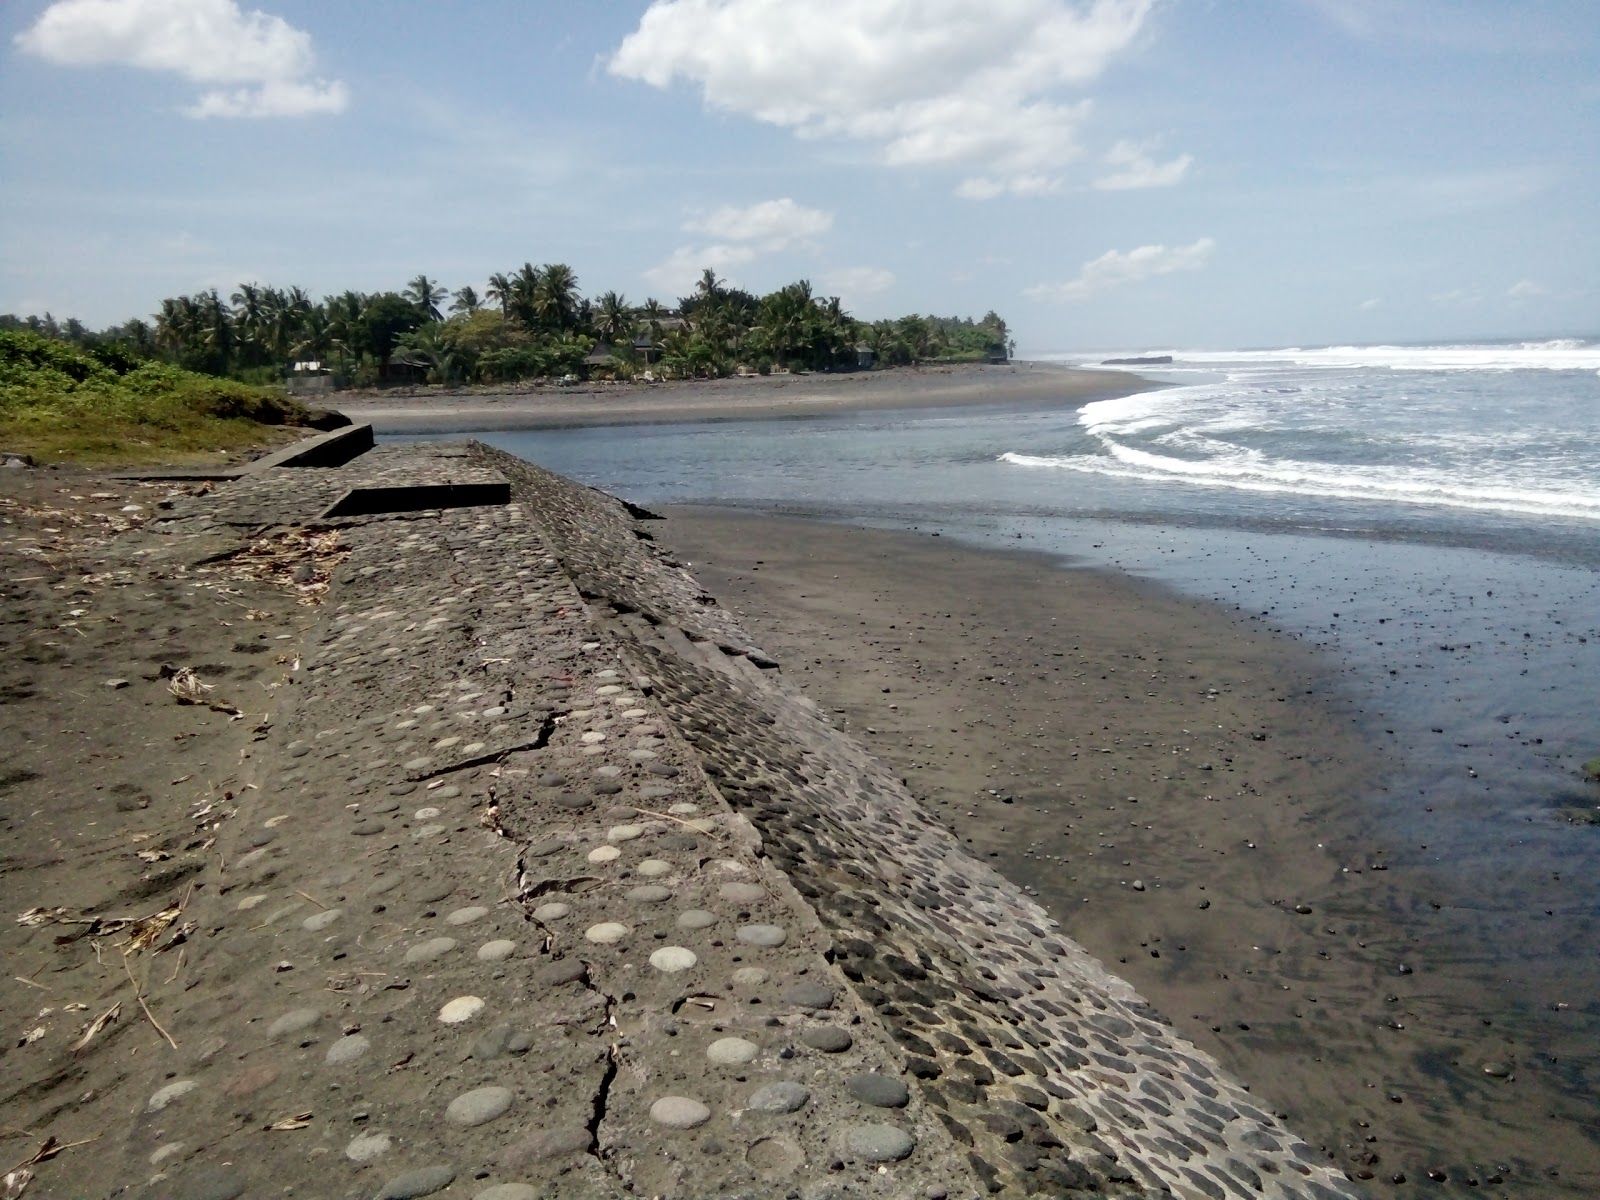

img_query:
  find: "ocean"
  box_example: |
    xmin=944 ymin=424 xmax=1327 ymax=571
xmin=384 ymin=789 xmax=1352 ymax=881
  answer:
xmin=441 ymin=339 xmax=1600 ymax=1184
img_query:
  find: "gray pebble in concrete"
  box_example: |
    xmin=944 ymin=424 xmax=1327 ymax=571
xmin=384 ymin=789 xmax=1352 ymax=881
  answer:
xmin=800 ymin=1027 xmax=854 ymax=1053
xmin=638 ymin=785 xmax=675 ymax=800
xmin=147 ymin=1080 xmax=197 ymax=1112
xmin=736 ymin=923 xmax=787 ymax=947
xmin=417 ymin=882 xmax=454 ymax=903
xmin=535 ymin=960 xmax=587 ymax=988
xmin=405 ymin=937 xmax=458 ymax=963
xmin=748 ymin=1082 xmax=811 ymax=1114
xmin=627 ymin=885 xmax=672 ymax=903
xmin=719 ymin=882 xmax=767 ymax=904
xmin=302 ymin=907 xmax=343 ymax=932
xmin=847 ymin=1073 xmax=910 ymax=1109
xmin=676 ymin=909 xmax=716 ymax=930
xmin=446 ymin=1085 xmax=514 ymax=1127
xmin=707 ymin=1037 xmax=760 ymax=1065
xmin=267 ymin=1008 xmax=321 ymax=1038
xmin=325 ymin=1034 xmax=372 ymax=1065
xmin=782 ymin=981 xmax=834 ymax=1010
xmin=498 ymin=1126 xmax=592 ymax=1168
xmin=376 ymin=1165 xmax=457 ymax=1198
xmin=477 ymin=939 xmax=516 ymax=962
xmin=446 ymin=905 xmax=490 ymax=925
xmin=843 ymin=1125 xmax=916 ymax=1163
xmin=650 ymin=1096 xmax=712 ymax=1129
xmin=345 ymin=1131 xmax=392 ymax=1162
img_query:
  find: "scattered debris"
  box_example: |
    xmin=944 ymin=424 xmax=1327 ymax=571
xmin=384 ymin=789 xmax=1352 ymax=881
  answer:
xmin=68 ymin=1004 xmax=120 ymax=1056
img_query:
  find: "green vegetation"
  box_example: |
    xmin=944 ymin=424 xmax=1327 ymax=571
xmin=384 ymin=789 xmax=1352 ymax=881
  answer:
xmin=2 ymin=264 xmax=1011 ymax=389
xmin=0 ymin=329 xmax=312 ymax=464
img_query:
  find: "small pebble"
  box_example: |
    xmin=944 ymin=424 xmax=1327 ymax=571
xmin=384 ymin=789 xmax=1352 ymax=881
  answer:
xmin=707 ymin=1037 xmax=760 ymax=1065
xmin=438 ymin=995 xmax=485 ymax=1024
xmin=650 ymin=947 xmax=698 ymax=973
xmin=650 ymin=1096 xmax=712 ymax=1129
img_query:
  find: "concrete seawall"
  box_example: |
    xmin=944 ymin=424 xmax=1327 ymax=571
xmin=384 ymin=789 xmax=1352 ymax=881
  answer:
xmin=7 ymin=437 xmax=1360 ymax=1199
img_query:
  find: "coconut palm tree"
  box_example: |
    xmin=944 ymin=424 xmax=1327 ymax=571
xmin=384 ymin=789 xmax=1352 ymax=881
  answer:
xmin=485 ymin=273 xmax=513 ymax=317
xmin=592 ymin=291 xmax=633 ymax=342
xmin=405 ymin=274 xmax=446 ymax=322
xmin=450 ymin=285 xmax=481 ymax=315
xmin=533 ymin=263 xmax=580 ymax=330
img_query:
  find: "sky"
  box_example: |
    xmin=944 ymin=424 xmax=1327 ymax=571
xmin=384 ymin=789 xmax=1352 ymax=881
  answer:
xmin=1 ymin=0 xmax=1595 ymax=353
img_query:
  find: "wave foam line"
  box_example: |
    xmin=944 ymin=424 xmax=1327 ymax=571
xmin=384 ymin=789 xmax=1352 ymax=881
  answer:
xmin=998 ymin=451 xmax=1600 ymax=522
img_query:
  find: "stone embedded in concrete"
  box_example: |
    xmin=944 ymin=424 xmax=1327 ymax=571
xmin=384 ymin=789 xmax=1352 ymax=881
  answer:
xmin=676 ymin=909 xmax=716 ymax=930
xmin=267 ymin=1008 xmax=321 ymax=1039
xmin=650 ymin=1096 xmax=712 ymax=1129
xmin=847 ymin=1073 xmax=911 ymax=1109
xmin=650 ymin=946 xmax=698 ymax=973
xmin=438 ymin=995 xmax=486 ymax=1024
xmin=405 ymin=937 xmax=459 ymax=963
xmin=445 ymin=905 xmax=490 ymax=925
xmin=345 ymin=1130 xmax=392 ymax=1162
xmin=801 ymin=1026 xmax=854 ymax=1054
xmin=147 ymin=1079 xmax=198 ymax=1112
xmin=446 ymin=1085 xmax=514 ymax=1127
xmin=531 ymin=902 xmax=570 ymax=921
xmin=585 ymin=922 xmax=629 ymax=944
xmin=375 ymin=1165 xmax=458 ymax=1199
xmin=736 ymin=923 xmax=787 ymax=947
xmin=844 ymin=1125 xmax=916 ymax=1163
xmin=627 ymin=884 xmax=672 ymax=903
xmin=748 ymin=1082 xmax=811 ymax=1114
xmin=477 ymin=939 xmax=516 ymax=962
xmin=707 ymin=1037 xmax=760 ymax=1065
xmin=325 ymin=1034 xmax=372 ymax=1065
xmin=719 ymin=882 xmax=767 ymax=904
xmin=782 ymin=981 xmax=835 ymax=1010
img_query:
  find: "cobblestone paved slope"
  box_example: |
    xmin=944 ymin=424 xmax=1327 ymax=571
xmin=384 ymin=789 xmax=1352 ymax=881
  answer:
xmin=7 ymin=437 xmax=1362 ymax=1199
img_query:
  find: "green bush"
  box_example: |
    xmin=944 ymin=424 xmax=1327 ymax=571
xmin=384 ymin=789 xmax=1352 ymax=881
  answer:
xmin=0 ymin=329 xmax=312 ymax=463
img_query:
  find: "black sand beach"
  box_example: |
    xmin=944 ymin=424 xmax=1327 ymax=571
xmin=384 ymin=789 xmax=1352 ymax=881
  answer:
xmin=654 ymin=507 xmax=1600 ymax=1196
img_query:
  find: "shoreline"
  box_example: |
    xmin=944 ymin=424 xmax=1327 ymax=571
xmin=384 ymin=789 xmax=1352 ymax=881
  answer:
xmin=338 ymin=360 xmax=1155 ymax=433
xmin=653 ymin=504 xmax=1600 ymax=1195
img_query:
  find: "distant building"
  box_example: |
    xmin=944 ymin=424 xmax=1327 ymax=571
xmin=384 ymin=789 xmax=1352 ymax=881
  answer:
xmin=855 ymin=344 xmax=877 ymax=369
xmin=287 ymin=360 xmax=334 ymax=393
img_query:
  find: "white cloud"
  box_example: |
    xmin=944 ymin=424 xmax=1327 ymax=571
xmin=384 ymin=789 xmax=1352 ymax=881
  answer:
xmin=823 ymin=266 xmax=896 ymax=306
xmin=686 ymin=198 xmax=832 ymax=248
xmin=15 ymin=0 xmax=347 ymax=118
xmin=611 ymin=0 xmax=1155 ymax=197
xmin=1026 ymin=236 xmax=1214 ymax=302
xmin=1507 ymin=279 xmax=1545 ymax=299
xmin=1093 ymin=139 xmax=1192 ymax=190
xmin=645 ymin=198 xmax=834 ymax=296
xmin=1359 ymin=297 xmax=1382 ymax=310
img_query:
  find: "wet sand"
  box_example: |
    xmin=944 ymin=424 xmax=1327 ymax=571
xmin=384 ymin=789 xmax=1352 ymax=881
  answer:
xmin=340 ymin=361 xmax=1150 ymax=434
xmin=656 ymin=507 xmax=1600 ymax=1196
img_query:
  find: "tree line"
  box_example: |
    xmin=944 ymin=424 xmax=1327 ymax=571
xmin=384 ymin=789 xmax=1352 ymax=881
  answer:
xmin=1 ymin=265 xmax=1011 ymax=388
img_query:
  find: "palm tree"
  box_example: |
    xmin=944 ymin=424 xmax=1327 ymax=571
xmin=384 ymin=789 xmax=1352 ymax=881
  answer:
xmin=511 ymin=263 xmax=540 ymax=325
xmin=231 ymin=282 xmax=267 ymax=365
xmin=533 ymin=263 xmax=580 ymax=330
xmin=695 ymin=267 xmax=726 ymax=306
xmin=593 ymin=291 xmax=633 ymax=342
xmin=485 ymin=273 xmax=513 ymax=317
xmin=405 ymin=274 xmax=446 ymax=322
xmin=450 ymin=285 xmax=481 ymax=315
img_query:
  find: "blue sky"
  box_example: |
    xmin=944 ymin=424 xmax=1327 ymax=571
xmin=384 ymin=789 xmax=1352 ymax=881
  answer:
xmin=1 ymin=0 xmax=1595 ymax=353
